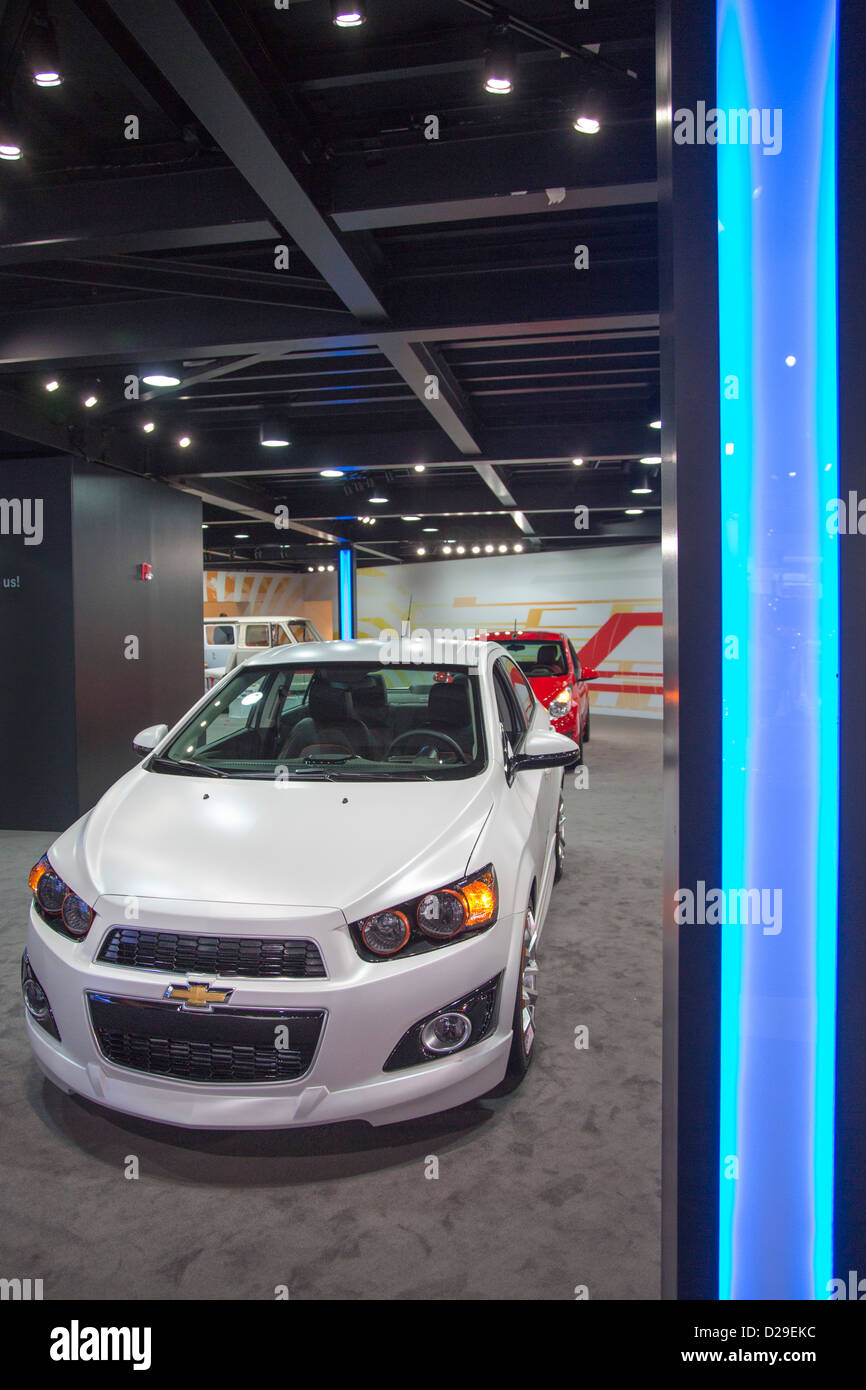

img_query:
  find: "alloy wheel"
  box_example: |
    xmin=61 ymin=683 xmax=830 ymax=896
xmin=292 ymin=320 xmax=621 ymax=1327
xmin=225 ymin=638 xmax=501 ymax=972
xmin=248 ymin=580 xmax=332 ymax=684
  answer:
xmin=520 ymin=906 xmax=538 ymax=1056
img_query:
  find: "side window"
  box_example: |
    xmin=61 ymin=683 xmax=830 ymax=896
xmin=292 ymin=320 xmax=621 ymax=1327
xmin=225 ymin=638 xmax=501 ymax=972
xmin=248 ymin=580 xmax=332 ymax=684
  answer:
xmin=207 ymin=624 xmax=236 ymax=646
xmin=502 ymin=656 xmax=535 ymax=725
xmin=289 ymin=621 xmax=313 ymax=642
xmin=244 ymin=623 xmax=270 ymax=648
xmin=493 ymin=659 xmax=527 ymax=753
xmin=271 ymin=624 xmax=292 ymax=646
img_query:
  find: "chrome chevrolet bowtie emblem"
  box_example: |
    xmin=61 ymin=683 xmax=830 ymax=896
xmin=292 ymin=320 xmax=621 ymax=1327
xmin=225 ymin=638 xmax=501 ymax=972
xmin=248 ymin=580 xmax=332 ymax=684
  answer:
xmin=165 ymin=981 xmax=233 ymax=1010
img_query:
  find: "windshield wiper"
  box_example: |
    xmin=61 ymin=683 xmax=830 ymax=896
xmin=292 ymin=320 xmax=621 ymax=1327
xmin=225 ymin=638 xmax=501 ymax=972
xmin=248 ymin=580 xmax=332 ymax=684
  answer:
xmin=289 ymin=767 xmax=433 ymax=782
xmin=149 ymin=756 xmax=227 ymax=778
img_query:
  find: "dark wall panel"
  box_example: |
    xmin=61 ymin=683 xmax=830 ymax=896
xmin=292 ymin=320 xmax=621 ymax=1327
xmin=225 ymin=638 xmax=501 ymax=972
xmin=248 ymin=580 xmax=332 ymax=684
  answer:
xmin=71 ymin=464 xmax=203 ymax=814
xmin=0 ymin=458 xmax=78 ymax=830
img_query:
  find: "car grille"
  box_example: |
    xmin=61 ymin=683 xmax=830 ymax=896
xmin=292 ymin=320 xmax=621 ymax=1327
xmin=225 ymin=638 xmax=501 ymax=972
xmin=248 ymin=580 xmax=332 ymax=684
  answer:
xmin=97 ymin=928 xmax=327 ymax=980
xmin=87 ymin=994 xmax=326 ymax=1084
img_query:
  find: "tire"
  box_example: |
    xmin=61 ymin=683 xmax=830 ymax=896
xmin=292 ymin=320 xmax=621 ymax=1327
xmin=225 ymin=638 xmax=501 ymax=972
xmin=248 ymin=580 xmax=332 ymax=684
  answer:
xmin=489 ymin=901 xmax=539 ymax=1094
xmin=553 ymin=793 xmax=566 ymax=883
xmin=583 ymin=706 xmax=591 ymax=743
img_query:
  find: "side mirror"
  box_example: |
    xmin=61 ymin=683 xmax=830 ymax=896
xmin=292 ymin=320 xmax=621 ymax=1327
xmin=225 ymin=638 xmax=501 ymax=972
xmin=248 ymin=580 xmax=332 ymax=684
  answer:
xmin=512 ymin=727 xmax=579 ymax=773
xmin=580 ymin=666 xmax=600 ymax=681
xmin=132 ymin=723 xmax=169 ymax=757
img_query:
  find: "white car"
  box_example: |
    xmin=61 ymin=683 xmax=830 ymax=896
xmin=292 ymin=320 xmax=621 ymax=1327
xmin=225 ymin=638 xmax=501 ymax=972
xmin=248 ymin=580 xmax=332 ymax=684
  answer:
xmin=22 ymin=638 xmax=577 ymax=1130
xmin=204 ymin=615 xmax=323 ymax=687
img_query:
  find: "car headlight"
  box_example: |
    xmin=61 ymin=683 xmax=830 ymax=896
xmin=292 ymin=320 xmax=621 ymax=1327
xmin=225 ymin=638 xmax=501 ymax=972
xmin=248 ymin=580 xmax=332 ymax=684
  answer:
xmin=28 ymin=856 xmax=95 ymax=940
xmin=352 ymin=865 xmax=498 ymax=960
xmin=548 ymin=688 xmax=573 ymax=719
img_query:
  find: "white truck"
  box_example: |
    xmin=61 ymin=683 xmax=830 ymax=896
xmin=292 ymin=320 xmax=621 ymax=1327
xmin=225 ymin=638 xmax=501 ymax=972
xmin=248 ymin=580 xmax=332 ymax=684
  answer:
xmin=204 ymin=615 xmax=324 ymax=688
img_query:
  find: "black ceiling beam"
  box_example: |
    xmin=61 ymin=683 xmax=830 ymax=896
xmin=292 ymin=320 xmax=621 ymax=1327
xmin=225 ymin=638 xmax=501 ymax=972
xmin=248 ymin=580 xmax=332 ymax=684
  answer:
xmin=0 ymin=166 xmax=276 ymax=266
xmin=453 ymin=0 xmax=644 ymax=79
xmin=333 ymin=181 xmax=658 ymax=232
xmin=103 ymin=0 xmax=387 ymax=323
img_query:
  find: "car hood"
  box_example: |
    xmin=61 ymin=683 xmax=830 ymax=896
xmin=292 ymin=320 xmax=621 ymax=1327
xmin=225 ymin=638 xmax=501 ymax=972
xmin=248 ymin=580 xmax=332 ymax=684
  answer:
xmin=529 ymin=674 xmax=573 ymax=706
xmin=50 ymin=766 xmax=494 ymax=918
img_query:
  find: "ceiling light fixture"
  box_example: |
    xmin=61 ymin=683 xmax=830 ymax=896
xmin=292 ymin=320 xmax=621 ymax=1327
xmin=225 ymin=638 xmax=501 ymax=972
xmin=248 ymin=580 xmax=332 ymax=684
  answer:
xmin=142 ymin=421 xmax=156 ymax=434
xmin=572 ymin=457 xmax=584 ymax=467
xmin=320 ymin=468 xmax=344 ymax=478
xmin=83 ymin=395 xmax=98 ymax=408
xmin=513 ymin=544 xmax=524 ymax=552
xmin=235 ymin=533 xmax=249 ymax=539
xmin=413 ymin=463 xmax=426 ymax=472
xmin=485 ymin=544 xmax=494 ymax=553
xmin=402 ymin=515 xmax=420 ymax=521
xmin=369 ymin=496 xmax=388 ymax=504
xmin=259 ymin=417 xmax=291 ymax=448
xmin=632 ymin=486 xmax=651 ymax=494
xmin=443 ymin=546 xmax=453 ymax=555
xmin=331 ymin=0 xmax=366 ymax=26
xmin=640 ymin=455 xmax=662 ymax=465
xmin=484 ymin=22 xmax=517 ymax=94
xmin=142 ymin=371 xmax=181 ymax=388
xmin=649 ymin=419 xmax=662 ymax=429
xmin=0 ymin=111 xmax=23 ymax=160
xmin=498 ymin=544 xmax=508 ymax=553
xmin=572 ymin=87 xmax=604 ymax=135
xmin=416 ymin=547 xmax=426 ymax=556
xmin=44 ymin=379 xmax=59 ymax=392
xmin=26 ymin=17 xmax=63 ymax=86
xmin=625 ymin=508 xmax=644 ymax=515
xmin=178 ymin=435 xmax=192 ymax=448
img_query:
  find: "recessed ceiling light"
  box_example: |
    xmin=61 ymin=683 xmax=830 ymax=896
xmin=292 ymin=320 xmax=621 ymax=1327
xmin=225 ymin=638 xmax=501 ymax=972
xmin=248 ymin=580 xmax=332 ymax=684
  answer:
xmin=83 ymin=395 xmax=98 ymax=408
xmin=307 ymin=566 xmax=314 ymax=572
xmin=327 ymin=565 xmax=335 ymax=572
xmin=785 ymin=355 xmax=797 ymax=367
xmin=442 ymin=546 xmax=453 ymax=555
xmin=178 ymin=435 xmax=192 ymax=448
xmin=472 ymin=545 xmax=481 ymax=554
xmin=413 ymin=464 xmax=426 ymax=472
xmin=369 ymin=496 xmax=388 ymax=504
xmin=573 ymin=115 xmax=601 ymax=135
xmin=259 ymin=417 xmax=290 ymax=448
xmin=44 ymin=380 xmax=60 ymax=392
xmin=649 ymin=419 xmax=662 ymax=429
xmin=422 ymin=526 xmax=438 ymax=533
xmin=320 ymin=468 xmax=344 ymax=478
xmin=416 ymin=547 xmax=426 ymax=556
xmin=640 ymin=455 xmax=662 ymax=465
xmin=456 ymin=545 xmax=466 ymax=554
xmin=142 ymin=421 xmax=156 ymax=433
xmin=632 ymin=486 xmax=652 ymax=494
xmin=317 ymin=565 xmax=326 ymax=572
xmin=235 ymin=533 xmax=249 ymax=539
xmin=142 ymin=372 xmax=181 ymax=388
xmin=331 ymin=0 xmax=365 ymax=25
xmin=513 ymin=544 xmax=523 ymax=552
xmin=572 ymin=457 xmax=584 ymax=467
xmin=625 ymin=508 xmax=644 ymax=515
xmin=402 ymin=515 xmax=421 ymax=522
xmin=485 ymin=544 xmax=494 ymax=553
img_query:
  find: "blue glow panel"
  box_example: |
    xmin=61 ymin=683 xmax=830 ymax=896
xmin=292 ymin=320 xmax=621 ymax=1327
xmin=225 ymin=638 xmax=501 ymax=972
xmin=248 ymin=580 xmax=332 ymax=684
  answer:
xmin=717 ymin=0 xmax=839 ymax=1299
xmin=339 ymin=546 xmax=355 ymax=639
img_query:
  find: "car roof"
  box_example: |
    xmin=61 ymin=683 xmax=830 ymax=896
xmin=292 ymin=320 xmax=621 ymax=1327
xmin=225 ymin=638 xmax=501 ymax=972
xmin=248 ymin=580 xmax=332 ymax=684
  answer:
xmin=241 ymin=637 xmax=490 ymax=668
xmin=483 ymin=630 xmax=568 ymax=642
xmin=205 ymin=614 xmax=312 ymax=624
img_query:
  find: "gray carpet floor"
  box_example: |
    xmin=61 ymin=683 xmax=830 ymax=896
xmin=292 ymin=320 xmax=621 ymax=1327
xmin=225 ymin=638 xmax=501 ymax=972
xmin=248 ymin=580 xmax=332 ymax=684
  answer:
xmin=0 ymin=715 xmax=662 ymax=1300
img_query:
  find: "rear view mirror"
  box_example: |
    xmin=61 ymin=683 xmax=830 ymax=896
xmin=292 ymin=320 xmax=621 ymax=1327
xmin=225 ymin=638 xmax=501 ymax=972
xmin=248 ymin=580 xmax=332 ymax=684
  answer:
xmin=512 ymin=727 xmax=579 ymax=773
xmin=580 ymin=666 xmax=601 ymax=681
xmin=132 ymin=724 xmax=169 ymax=757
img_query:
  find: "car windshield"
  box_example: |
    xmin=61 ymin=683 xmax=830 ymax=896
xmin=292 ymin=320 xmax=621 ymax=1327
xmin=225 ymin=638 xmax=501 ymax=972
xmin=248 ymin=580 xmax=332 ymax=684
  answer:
xmin=153 ymin=663 xmax=486 ymax=781
xmin=495 ymin=639 xmax=568 ymax=677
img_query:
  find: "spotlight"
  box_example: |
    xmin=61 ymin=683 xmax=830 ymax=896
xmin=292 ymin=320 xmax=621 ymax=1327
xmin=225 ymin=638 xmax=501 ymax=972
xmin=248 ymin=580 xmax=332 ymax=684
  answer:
xmin=369 ymin=495 xmax=388 ymax=504
xmin=572 ymin=457 xmax=584 ymax=467
xmin=142 ymin=370 xmax=181 ymax=387
xmin=327 ymin=565 xmax=335 ymax=572
xmin=413 ymin=463 xmax=426 ymax=472
xmin=498 ymin=544 xmax=508 ymax=553
xmin=632 ymin=486 xmax=651 ymax=495
xmin=572 ymin=88 xmax=604 ymax=134
xmin=259 ymin=417 xmax=290 ymax=448
xmin=472 ymin=546 xmax=480 ymax=554
xmin=640 ymin=455 xmax=662 ymax=465
xmin=484 ymin=24 xmax=516 ymax=94
xmin=308 ymin=566 xmax=314 ymax=573
xmin=320 ymin=468 xmax=343 ymax=478
xmin=0 ymin=113 xmax=23 ymax=159
xmin=485 ymin=544 xmax=494 ymax=553
xmin=142 ymin=421 xmax=156 ymax=434
xmin=649 ymin=419 xmax=662 ymax=430
xmin=83 ymin=395 xmax=98 ymax=408
xmin=331 ymin=0 xmax=365 ymax=26
xmin=178 ymin=435 xmax=192 ymax=448
xmin=625 ymin=508 xmax=644 ymax=515
xmin=443 ymin=546 xmax=453 ymax=555
xmin=26 ymin=18 xmax=62 ymax=87
xmin=513 ymin=544 xmax=523 ymax=552
xmin=456 ymin=545 xmax=465 ymax=554
xmin=44 ymin=380 xmax=59 ymax=392
xmin=416 ymin=547 xmax=426 ymax=556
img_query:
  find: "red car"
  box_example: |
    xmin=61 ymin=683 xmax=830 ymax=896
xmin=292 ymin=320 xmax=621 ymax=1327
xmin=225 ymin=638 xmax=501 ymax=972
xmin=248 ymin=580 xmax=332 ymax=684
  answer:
xmin=484 ymin=630 xmax=599 ymax=759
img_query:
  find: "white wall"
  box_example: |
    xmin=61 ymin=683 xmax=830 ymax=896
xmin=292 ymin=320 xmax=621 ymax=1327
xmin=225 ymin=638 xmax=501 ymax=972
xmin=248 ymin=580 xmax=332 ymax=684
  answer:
xmin=358 ymin=544 xmax=662 ymax=718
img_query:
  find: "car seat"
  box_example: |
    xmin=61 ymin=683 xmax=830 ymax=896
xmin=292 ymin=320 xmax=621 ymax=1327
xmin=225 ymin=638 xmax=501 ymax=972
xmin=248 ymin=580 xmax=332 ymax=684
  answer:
xmin=279 ymin=680 xmax=371 ymax=760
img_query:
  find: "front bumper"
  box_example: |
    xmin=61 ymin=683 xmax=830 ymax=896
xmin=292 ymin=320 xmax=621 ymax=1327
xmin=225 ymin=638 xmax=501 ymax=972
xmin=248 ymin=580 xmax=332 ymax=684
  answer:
xmin=24 ymin=896 xmax=518 ymax=1129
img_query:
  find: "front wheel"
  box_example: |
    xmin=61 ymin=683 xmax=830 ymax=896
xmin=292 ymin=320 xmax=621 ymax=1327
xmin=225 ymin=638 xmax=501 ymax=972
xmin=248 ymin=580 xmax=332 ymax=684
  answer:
xmin=553 ymin=793 xmax=566 ymax=882
xmin=490 ymin=903 xmax=538 ymax=1095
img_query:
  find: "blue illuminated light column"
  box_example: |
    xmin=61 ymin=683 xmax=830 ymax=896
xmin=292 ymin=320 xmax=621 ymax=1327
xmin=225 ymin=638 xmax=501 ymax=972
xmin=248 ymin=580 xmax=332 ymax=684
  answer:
xmin=338 ymin=545 xmax=357 ymax=639
xmin=717 ymin=0 xmax=839 ymax=1298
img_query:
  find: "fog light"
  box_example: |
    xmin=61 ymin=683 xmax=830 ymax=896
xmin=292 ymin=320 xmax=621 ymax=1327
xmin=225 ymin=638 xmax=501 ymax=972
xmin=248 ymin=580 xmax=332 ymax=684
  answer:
xmin=21 ymin=954 xmax=60 ymax=1040
xmin=420 ymin=1012 xmax=472 ymax=1054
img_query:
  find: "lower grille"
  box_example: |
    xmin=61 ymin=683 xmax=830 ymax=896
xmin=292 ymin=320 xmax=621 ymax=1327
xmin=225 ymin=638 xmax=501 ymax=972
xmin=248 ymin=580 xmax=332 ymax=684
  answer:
xmin=97 ymin=928 xmax=326 ymax=980
xmin=87 ymin=993 xmax=325 ymax=1084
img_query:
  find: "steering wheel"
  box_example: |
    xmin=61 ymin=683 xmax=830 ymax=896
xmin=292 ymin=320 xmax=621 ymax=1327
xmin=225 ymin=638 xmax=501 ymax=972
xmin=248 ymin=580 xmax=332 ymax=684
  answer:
xmin=386 ymin=728 xmax=466 ymax=762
